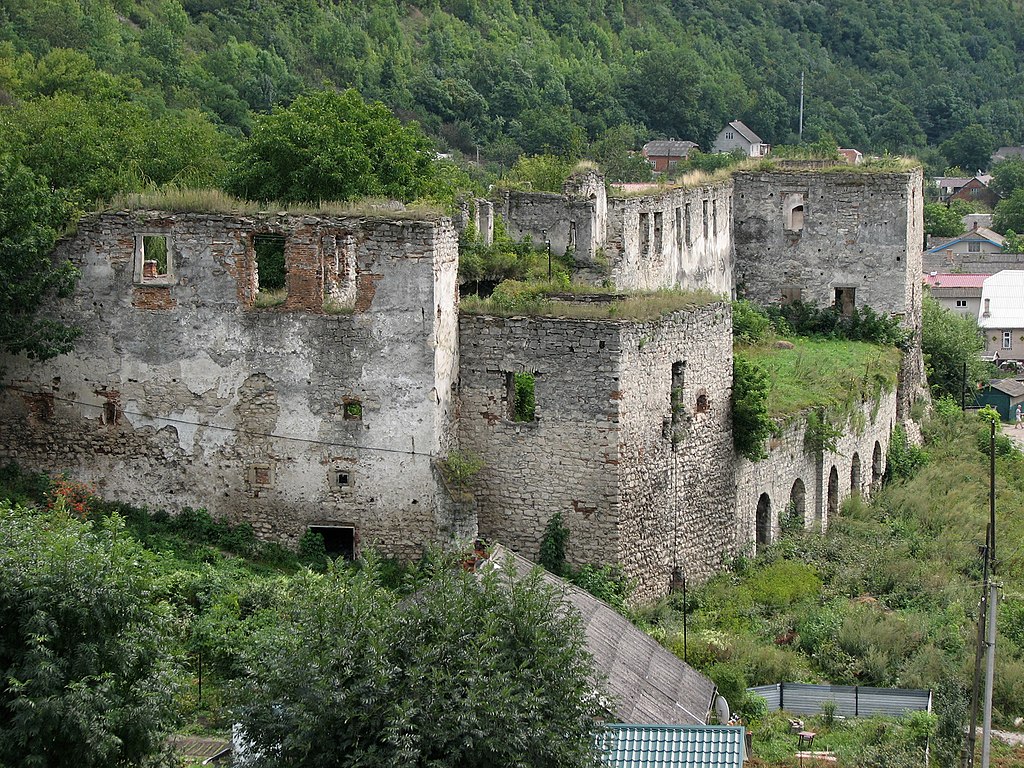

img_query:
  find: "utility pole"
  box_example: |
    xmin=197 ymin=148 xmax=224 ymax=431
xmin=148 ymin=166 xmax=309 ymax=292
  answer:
xmin=798 ymin=71 xmax=805 ymax=143
xmin=963 ymin=530 xmax=988 ymax=768
xmin=981 ymin=421 xmax=998 ymax=768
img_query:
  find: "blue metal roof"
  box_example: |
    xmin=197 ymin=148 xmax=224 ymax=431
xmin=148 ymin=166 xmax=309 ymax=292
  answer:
xmin=596 ymin=724 xmax=747 ymax=768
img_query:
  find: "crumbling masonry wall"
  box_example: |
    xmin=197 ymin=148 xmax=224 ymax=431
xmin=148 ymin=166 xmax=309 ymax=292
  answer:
xmin=0 ymin=210 xmax=461 ymax=555
xmin=458 ymin=304 xmax=734 ymax=600
xmin=604 ymin=182 xmax=734 ymax=296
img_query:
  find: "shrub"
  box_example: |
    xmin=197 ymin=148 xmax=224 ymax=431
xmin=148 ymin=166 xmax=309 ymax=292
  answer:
xmin=569 ymin=563 xmax=633 ymax=612
xmin=298 ymin=529 xmax=328 ymax=570
xmin=886 ymin=424 xmax=928 ymax=481
xmin=732 ymin=355 xmax=775 ymax=461
xmin=732 ymin=299 xmax=772 ymax=343
xmin=539 ymin=511 xmax=569 ymax=575
xmin=745 ymin=560 xmax=822 ymax=609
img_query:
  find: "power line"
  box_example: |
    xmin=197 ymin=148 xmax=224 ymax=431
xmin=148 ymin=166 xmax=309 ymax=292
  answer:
xmin=4 ymin=384 xmax=440 ymax=460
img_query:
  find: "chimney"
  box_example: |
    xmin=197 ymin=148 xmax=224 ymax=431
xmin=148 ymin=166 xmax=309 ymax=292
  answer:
xmin=984 ymin=298 xmax=991 ymax=316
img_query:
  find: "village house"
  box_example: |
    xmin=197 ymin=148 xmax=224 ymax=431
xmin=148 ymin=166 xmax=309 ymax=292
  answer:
xmin=711 ymin=120 xmax=770 ymax=157
xmin=642 ymin=139 xmax=699 ymax=172
xmin=924 ymin=273 xmax=986 ymax=318
xmin=979 ymin=270 xmax=1024 ymax=362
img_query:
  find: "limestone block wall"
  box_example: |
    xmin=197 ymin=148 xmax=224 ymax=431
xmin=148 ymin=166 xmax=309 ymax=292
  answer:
xmin=734 ymin=393 xmax=897 ymax=552
xmin=604 ymin=182 xmax=734 ymax=295
xmin=495 ymin=190 xmax=599 ymax=260
xmin=457 ymin=315 xmax=622 ymax=564
xmin=614 ymin=303 xmax=735 ymax=600
xmin=732 ymin=170 xmax=923 ymax=321
xmin=0 ymin=210 xmax=460 ymax=557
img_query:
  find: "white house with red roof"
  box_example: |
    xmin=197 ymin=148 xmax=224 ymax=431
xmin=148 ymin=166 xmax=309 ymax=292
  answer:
xmin=924 ymin=273 xmax=987 ymax=318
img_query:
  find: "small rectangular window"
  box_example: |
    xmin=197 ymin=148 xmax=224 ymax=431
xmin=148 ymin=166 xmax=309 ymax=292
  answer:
xmin=674 ymin=207 xmax=682 ymax=250
xmin=1003 ymin=331 xmax=1013 ymax=350
xmin=638 ymin=213 xmax=650 ymax=255
xmin=956 ymin=299 xmax=968 ymax=308
xmin=506 ymin=371 xmax=536 ymax=422
xmin=134 ymin=234 xmax=174 ymax=284
xmin=684 ymin=203 xmax=692 ymax=246
xmin=653 ymin=211 xmax=663 ymax=255
xmin=254 ymin=233 xmax=287 ymax=307
xmin=781 ymin=286 xmax=802 ymax=305
xmin=702 ymin=200 xmax=709 ymax=239
xmin=835 ymin=287 xmax=856 ymax=317
xmin=343 ymin=399 xmax=362 ymax=421
xmin=968 ymin=241 xmax=982 ymax=253
xmin=712 ymin=200 xmax=718 ymax=234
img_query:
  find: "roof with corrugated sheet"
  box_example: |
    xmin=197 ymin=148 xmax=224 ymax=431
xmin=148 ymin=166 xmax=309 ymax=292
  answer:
xmin=924 ymin=273 xmax=988 ymax=289
xmin=596 ymin=724 xmax=747 ymax=768
xmin=980 ymin=271 xmax=1024 ymax=329
xmin=482 ymin=545 xmax=716 ymax=725
xmin=643 ymin=140 xmax=699 ymax=158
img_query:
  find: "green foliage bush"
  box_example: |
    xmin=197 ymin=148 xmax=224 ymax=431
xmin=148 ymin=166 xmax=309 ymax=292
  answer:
xmin=886 ymin=424 xmax=928 ymax=481
xmin=732 ymin=355 xmax=775 ymax=461
xmin=731 ymin=299 xmax=771 ymax=343
xmin=765 ymin=301 xmax=910 ymax=348
xmin=744 ymin=560 xmax=822 ymax=609
xmin=539 ymin=510 xmax=569 ymax=575
xmin=569 ymin=563 xmax=633 ymax=613
xmin=922 ymin=296 xmax=992 ymax=399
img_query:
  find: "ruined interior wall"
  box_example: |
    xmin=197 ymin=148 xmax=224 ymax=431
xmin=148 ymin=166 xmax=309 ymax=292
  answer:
xmin=604 ymin=182 xmax=734 ymax=295
xmin=733 ymin=393 xmax=897 ymax=551
xmin=457 ymin=315 xmax=621 ymax=564
xmin=0 ymin=211 xmax=459 ymax=557
xmin=614 ymin=303 xmax=734 ymax=601
xmin=496 ymin=190 xmax=596 ymax=259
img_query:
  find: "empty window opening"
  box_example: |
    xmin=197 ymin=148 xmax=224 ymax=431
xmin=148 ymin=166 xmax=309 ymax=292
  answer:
xmin=653 ymin=212 xmax=663 ymax=255
xmin=134 ymin=234 xmax=173 ymax=284
xmin=142 ymin=235 xmax=169 ymax=278
xmin=789 ymin=479 xmax=806 ymax=526
xmin=784 ymin=193 xmax=805 ymax=232
xmin=826 ymin=465 xmax=839 ymax=524
xmin=507 ymin=371 xmax=536 ymax=422
xmin=331 ymin=468 xmax=353 ymax=489
xmin=254 ymin=234 xmax=287 ymax=306
xmin=674 ymin=207 xmax=683 ymax=250
xmin=103 ymin=400 xmax=119 ymax=425
xmin=671 ymin=361 xmax=686 ymax=425
xmin=712 ymin=200 xmax=718 ymax=234
xmin=695 ymin=391 xmax=709 ymax=413
xmin=343 ymin=399 xmax=363 ymax=421
xmin=755 ymin=493 xmax=771 ymax=553
xmin=851 ymin=453 xmax=862 ymax=496
xmin=781 ymin=285 xmax=802 ymax=305
xmin=308 ymin=525 xmax=355 ymax=561
xmin=702 ymin=200 xmax=709 ymax=239
xmin=871 ymin=441 xmax=883 ymax=492
xmin=834 ymin=287 xmax=856 ymax=317
xmin=638 ymin=213 xmax=650 ymax=255
xmin=684 ymin=203 xmax=692 ymax=246
xmin=568 ymin=222 xmax=577 ymax=251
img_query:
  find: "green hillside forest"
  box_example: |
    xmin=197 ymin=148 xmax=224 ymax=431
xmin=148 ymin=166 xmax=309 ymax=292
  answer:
xmin=3 ymin=0 xmax=1024 ymax=212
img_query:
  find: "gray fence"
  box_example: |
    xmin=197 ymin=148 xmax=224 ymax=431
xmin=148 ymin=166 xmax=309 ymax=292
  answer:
xmin=748 ymin=683 xmax=932 ymax=718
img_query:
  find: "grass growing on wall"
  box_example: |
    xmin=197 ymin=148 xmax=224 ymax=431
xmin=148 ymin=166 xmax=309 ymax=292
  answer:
xmin=738 ymin=338 xmax=901 ymax=421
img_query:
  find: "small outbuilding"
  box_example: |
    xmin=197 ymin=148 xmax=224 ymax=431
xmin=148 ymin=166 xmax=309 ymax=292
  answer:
xmin=974 ymin=378 xmax=1024 ymax=422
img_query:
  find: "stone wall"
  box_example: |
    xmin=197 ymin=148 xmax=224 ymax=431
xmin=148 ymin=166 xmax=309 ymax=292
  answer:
xmin=733 ymin=393 xmax=897 ymax=552
xmin=924 ymin=251 xmax=1024 ymax=275
xmin=614 ymin=303 xmax=735 ymax=599
xmin=604 ymin=182 xmax=734 ymax=295
xmin=0 ymin=210 xmax=460 ymax=556
xmin=458 ymin=303 xmax=734 ymax=600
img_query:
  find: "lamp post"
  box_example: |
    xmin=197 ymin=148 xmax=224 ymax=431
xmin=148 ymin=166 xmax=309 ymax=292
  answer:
xmin=545 ymin=235 xmax=551 ymax=279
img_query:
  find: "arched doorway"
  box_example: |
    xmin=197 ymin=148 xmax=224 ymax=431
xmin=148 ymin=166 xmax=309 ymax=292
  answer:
xmin=789 ymin=479 xmax=806 ymax=528
xmin=756 ymin=493 xmax=772 ymax=553
xmin=872 ymin=441 xmax=883 ymax=492
xmin=850 ymin=453 xmax=861 ymax=496
xmin=827 ymin=466 xmax=839 ymax=524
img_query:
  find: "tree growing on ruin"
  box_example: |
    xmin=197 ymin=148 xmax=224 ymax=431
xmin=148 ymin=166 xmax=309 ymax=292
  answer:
xmin=0 ymin=154 xmax=80 ymax=361
xmin=225 ymin=88 xmax=439 ymax=204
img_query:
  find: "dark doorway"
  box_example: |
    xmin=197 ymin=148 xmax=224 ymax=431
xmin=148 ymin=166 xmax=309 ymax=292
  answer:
xmin=789 ymin=479 xmax=806 ymax=526
xmin=756 ymin=493 xmax=771 ymax=553
xmin=827 ymin=466 xmax=839 ymax=523
xmin=872 ymin=441 xmax=883 ymax=492
xmin=309 ymin=525 xmax=355 ymax=561
xmin=851 ymin=453 xmax=861 ymax=496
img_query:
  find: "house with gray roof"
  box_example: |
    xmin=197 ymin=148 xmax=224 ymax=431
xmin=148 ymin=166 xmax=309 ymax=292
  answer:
xmin=643 ymin=140 xmax=699 ymax=172
xmin=979 ymin=271 xmax=1024 ymax=361
xmin=712 ymin=121 xmax=769 ymax=157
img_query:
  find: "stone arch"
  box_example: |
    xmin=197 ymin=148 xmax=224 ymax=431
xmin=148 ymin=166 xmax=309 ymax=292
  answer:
xmin=851 ymin=452 xmax=862 ymax=496
xmin=827 ymin=465 xmax=839 ymax=523
xmin=784 ymin=192 xmax=805 ymax=232
xmin=872 ymin=441 xmax=883 ymax=491
xmin=755 ymin=493 xmax=772 ymax=552
xmin=789 ymin=478 xmax=806 ymax=525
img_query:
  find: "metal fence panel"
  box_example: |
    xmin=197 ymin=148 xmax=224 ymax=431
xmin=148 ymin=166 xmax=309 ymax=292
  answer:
xmin=748 ymin=683 xmax=931 ymax=718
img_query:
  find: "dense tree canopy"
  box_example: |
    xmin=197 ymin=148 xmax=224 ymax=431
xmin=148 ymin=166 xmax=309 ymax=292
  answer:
xmin=921 ymin=296 xmax=991 ymax=400
xmin=0 ymin=501 xmax=178 ymax=768
xmin=235 ymin=557 xmax=605 ymax=768
xmin=0 ymin=155 xmax=80 ymax=360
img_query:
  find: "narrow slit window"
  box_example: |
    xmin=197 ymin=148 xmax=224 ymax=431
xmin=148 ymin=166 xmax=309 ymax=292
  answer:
xmin=254 ymin=234 xmax=287 ymax=307
xmin=653 ymin=211 xmax=663 ymax=255
xmin=671 ymin=361 xmax=685 ymax=425
xmin=674 ymin=207 xmax=682 ymax=250
xmin=638 ymin=213 xmax=650 ymax=255
xmin=702 ymin=200 xmax=709 ymax=239
xmin=684 ymin=202 xmax=692 ymax=246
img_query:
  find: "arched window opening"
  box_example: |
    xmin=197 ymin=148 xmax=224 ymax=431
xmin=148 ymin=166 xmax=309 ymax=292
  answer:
xmin=756 ymin=493 xmax=772 ymax=553
xmin=851 ymin=453 xmax=862 ymax=496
